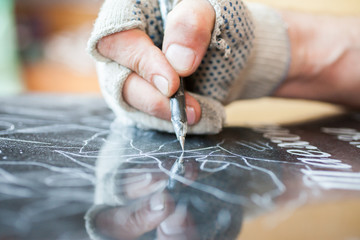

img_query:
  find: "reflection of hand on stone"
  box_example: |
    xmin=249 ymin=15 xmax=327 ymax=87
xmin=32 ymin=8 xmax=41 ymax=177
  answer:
xmin=93 ymin=192 xmax=173 ymax=240
xmin=90 ymin=191 xmax=199 ymax=240
xmin=116 ymin=160 xmax=200 ymax=239
xmin=85 ymin=127 xmax=246 ymax=240
xmin=122 ymin=172 xmax=168 ymax=200
xmin=157 ymin=203 xmax=199 ymax=240
xmin=85 ymin=128 xmax=201 ymax=240
xmin=87 ymin=167 xmax=199 ymax=240
xmin=122 ymin=158 xmax=199 ymax=200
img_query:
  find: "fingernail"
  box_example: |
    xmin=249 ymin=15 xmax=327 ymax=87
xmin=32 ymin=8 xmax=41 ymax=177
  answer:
xmin=166 ymin=44 xmax=195 ymax=72
xmin=159 ymin=204 xmax=187 ymax=235
xmin=153 ymin=75 xmax=169 ymax=96
xmin=150 ymin=193 xmax=165 ymax=212
xmin=186 ymin=106 xmax=196 ymax=125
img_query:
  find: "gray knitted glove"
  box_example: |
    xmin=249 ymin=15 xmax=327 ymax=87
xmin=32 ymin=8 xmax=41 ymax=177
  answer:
xmin=87 ymin=0 xmax=290 ymax=134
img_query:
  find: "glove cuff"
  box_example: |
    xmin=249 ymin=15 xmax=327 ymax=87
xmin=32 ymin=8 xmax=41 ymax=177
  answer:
xmin=87 ymin=0 xmax=146 ymax=62
xmin=228 ymin=3 xmax=291 ymax=100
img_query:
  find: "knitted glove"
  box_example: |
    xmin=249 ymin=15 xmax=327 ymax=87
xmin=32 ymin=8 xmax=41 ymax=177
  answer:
xmin=87 ymin=0 xmax=290 ymax=134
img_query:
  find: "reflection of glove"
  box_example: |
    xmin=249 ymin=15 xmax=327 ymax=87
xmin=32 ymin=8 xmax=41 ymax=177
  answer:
xmin=87 ymin=0 xmax=290 ymax=134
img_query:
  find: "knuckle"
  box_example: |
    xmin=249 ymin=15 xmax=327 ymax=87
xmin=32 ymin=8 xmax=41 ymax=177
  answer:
xmin=168 ymin=9 xmax=205 ymax=33
xmin=167 ymin=3 xmax=214 ymax=37
xmin=127 ymin=45 xmax=157 ymax=80
xmin=98 ymin=35 xmax=115 ymax=58
xmin=145 ymin=98 xmax=166 ymax=117
xmin=127 ymin=49 xmax=143 ymax=75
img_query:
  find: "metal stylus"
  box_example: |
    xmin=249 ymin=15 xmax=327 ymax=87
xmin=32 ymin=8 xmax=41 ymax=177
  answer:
xmin=158 ymin=0 xmax=187 ymax=151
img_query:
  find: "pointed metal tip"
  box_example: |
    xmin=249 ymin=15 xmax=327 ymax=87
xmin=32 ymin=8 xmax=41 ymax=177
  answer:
xmin=179 ymin=136 xmax=185 ymax=152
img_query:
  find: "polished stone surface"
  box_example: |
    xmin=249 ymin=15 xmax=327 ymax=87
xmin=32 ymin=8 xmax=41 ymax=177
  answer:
xmin=0 ymin=95 xmax=359 ymax=240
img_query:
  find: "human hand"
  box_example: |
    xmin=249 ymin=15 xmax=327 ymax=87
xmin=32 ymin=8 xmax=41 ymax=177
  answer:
xmin=275 ymin=13 xmax=360 ymax=109
xmin=88 ymin=0 xmax=290 ymax=134
xmin=96 ymin=0 xmax=217 ymax=131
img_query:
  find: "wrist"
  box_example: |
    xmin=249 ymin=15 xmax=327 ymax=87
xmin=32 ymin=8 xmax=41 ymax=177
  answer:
xmin=275 ymin=12 xmax=360 ymax=108
xmin=280 ymin=11 xmax=318 ymax=80
xmin=281 ymin=12 xmax=360 ymax=79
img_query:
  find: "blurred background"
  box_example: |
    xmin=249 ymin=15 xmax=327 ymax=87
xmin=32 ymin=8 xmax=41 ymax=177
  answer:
xmin=1 ymin=0 xmax=102 ymax=95
xmin=0 ymin=1 xmax=359 ymax=239
xmin=0 ymin=0 xmax=359 ymax=95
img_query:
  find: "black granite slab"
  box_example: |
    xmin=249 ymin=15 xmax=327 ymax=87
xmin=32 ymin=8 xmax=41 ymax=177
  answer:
xmin=0 ymin=95 xmax=359 ymax=240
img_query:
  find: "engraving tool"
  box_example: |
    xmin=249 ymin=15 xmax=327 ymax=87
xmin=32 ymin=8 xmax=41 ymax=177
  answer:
xmin=158 ymin=0 xmax=187 ymax=152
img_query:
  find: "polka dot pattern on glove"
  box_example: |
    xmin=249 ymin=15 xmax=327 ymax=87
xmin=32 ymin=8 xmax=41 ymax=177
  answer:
xmin=133 ymin=0 xmax=164 ymax=48
xmin=128 ymin=0 xmax=255 ymax=103
xmin=187 ymin=0 xmax=255 ymax=102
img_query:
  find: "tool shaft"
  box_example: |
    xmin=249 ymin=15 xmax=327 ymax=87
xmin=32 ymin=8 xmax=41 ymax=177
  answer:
xmin=170 ymin=77 xmax=187 ymax=149
xmin=159 ymin=0 xmax=187 ymax=150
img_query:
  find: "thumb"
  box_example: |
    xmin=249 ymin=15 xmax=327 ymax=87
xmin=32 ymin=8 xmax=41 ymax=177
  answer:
xmin=162 ymin=0 xmax=215 ymax=76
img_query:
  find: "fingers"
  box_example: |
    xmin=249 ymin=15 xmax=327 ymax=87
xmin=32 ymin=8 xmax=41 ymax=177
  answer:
xmin=124 ymin=172 xmax=168 ymax=199
xmin=98 ymin=29 xmax=180 ymax=97
xmin=158 ymin=203 xmax=198 ymax=240
xmin=163 ymin=0 xmax=215 ymax=76
xmin=97 ymin=0 xmax=215 ymax=125
xmin=123 ymin=73 xmax=201 ymax=125
xmin=95 ymin=192 xmax=173 ymax=240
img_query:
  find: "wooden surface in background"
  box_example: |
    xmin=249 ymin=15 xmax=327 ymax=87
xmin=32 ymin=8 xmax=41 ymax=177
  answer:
xmin=23 ymin=62 xmax=100 ymax=93
xmin=248 ymin=0 xmax=360 ymax=15
xmin=239 ymin=199 xmax=360 ymax=240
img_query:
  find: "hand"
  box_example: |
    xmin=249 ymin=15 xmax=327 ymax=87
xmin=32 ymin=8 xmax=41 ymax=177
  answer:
xmin=88 ymin=0 xmax=290 ymax=133
xmin=97 ymin=0 xmax=215 ymax=125
xmin=275 ymin=13 xmax=360 ymax=109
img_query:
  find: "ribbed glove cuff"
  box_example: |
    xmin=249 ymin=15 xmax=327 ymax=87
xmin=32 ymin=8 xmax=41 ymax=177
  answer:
xmin=232 ymin=3 xmax=290 ymax=100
